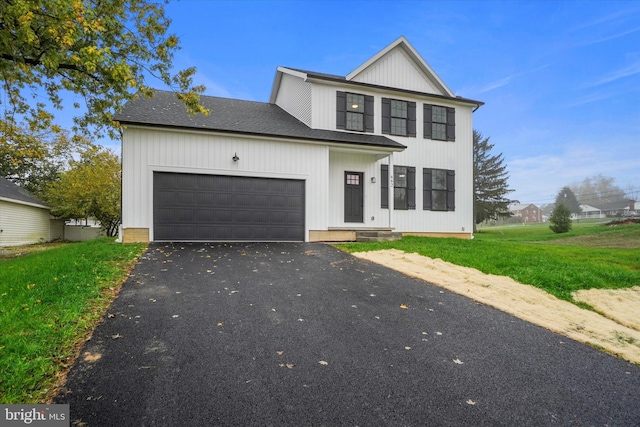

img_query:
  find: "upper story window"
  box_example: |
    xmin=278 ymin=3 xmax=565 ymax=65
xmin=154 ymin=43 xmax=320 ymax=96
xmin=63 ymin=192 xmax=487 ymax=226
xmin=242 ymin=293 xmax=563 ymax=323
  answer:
xmin=337 ymin=91 xmax=373 ymax=133
xmin=391 ymin=100 xmax=408 ymax=136
xmin=346 ymin=93 xmax=364 ymax=131
xmin=424 ymin=104 xmax=455 ymax=141
xmin=382 ymin=98 xmax=416 ymax=137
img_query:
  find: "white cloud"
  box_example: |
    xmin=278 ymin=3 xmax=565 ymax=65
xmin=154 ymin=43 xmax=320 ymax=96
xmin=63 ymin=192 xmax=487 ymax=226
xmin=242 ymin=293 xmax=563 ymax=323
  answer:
xmin=587 ymin=59 xmax=640 ymax=87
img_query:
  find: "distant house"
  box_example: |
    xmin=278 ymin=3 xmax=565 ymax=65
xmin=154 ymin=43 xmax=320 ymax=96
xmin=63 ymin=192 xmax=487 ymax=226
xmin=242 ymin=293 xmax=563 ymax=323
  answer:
xmin=509 ymin=203 xmax=542 ymax=223
xmin=542 ymin=200 xmax=636 ymax=220
xmin=597 ymin=200 xmax=636 ymax=217
xmin=114 ymin=37 xmax=483 ymax=243
xmin=0 ymin=177 xmax=53 ymax=247
xmin=577 ymin=204 xmax=604 ymax=219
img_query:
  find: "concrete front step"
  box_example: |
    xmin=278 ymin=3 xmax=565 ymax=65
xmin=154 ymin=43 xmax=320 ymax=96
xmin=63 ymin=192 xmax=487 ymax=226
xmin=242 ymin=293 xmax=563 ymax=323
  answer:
xmin=355 ymin=231 xmax=402 ymax=242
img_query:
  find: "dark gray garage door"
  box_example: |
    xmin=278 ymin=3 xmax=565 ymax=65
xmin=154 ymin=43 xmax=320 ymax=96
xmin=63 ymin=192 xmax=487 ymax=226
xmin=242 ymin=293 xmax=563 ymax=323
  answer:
xmin=153 ymin=172 xmax=305 ymax=241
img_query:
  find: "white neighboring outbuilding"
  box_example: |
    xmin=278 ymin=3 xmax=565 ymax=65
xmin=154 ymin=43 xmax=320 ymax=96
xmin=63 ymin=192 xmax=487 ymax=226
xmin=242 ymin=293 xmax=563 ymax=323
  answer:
xmin=115 ymin=37 xmax=483 ymax=243
xmin=0 ymin=177 xmax=52 ymax=247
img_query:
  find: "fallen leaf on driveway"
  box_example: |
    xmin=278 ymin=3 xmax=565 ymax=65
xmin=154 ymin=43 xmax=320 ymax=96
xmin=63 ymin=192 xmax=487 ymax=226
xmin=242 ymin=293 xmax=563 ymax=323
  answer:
xmin=400 ymin=304 xmax=408 ymax=309
xmin=172 ymin=315 xmax=179 ymax=318
xmin=278 ymin=363 xmax=294 ymax=369
xmin=453 ymin=358 xmax=464 ymax=364
xmin=217 ymin=322 xmax=224 ymax=327
xmin=319 ymin=360 xmax=329 ymax=366
xmin=466 ymin=399 xmax=476 ymax=405
xmin=276 ymin=351 xmax=284 ymax=356
xmin=405 ymin=346 xmax=411 ymax=350
xmin=111 ymin=333 xmax=122 ymax=339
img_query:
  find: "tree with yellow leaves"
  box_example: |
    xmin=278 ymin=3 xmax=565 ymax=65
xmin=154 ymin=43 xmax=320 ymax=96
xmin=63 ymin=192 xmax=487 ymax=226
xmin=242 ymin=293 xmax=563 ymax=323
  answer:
xmin=44 ymin=144 xmax=121 ymax=236
xmin=0 ymin=0 xmax=208 ymax=139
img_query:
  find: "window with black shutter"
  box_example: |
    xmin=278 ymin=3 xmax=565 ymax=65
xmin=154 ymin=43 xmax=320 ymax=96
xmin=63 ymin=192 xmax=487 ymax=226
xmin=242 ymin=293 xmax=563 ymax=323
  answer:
xmin=423 ymin=168 xmax=455 ymax=211
xmin=381 ymin=164 xmax=415 ymax=210
xmin=423 ymin=104 xmax=455 ymax=141
xmin=382 ymin=98 xmax=416 ymax=137
xmin=337 ymin=91 xmax=374 ymax=133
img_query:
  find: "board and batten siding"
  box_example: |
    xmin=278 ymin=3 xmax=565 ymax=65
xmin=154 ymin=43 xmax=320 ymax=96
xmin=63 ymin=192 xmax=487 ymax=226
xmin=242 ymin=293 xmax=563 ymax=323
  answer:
xmin=0 ymin=200 xmax=50 ymax=247
xmin=327 ymin=151 xmax=390 ymax=228
xmin=121 ymin=126 xmax=330 ymax=241
xmin=306 ymin=80 xmax=474 ymax=235
xmin=350 ymin=48 xmax=442 ymax=95
xmin=274 ymin=72 xmax=313 ymax=127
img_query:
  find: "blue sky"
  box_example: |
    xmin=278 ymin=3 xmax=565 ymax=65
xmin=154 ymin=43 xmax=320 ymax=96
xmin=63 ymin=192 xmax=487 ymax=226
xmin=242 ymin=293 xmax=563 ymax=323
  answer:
xmin=121 ymin=0 xmax=640 ymax=205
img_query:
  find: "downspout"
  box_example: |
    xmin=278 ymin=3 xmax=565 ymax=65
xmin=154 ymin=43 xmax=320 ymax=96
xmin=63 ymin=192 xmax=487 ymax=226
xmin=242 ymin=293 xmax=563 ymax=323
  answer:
xmin=388 ymin=155 xmax=394 ymax=229
xmin=117 ymin=125 xmax=124 ymax=243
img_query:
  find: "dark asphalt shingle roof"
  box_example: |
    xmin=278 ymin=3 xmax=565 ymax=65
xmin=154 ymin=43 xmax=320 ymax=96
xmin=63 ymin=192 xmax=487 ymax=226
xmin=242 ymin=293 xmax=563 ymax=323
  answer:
xmin=0 ymin=177 xmax=49 ymax=208
xmin=114 ymin=90 xmax=405 ymax=150
xmin=285 ymin=67 xmax=484 ymax=107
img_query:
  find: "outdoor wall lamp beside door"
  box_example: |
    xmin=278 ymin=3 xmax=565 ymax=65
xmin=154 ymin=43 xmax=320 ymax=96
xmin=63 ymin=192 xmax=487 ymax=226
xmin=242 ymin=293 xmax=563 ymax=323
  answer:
xmin=233 ymin=153 xmax=239 ymax=162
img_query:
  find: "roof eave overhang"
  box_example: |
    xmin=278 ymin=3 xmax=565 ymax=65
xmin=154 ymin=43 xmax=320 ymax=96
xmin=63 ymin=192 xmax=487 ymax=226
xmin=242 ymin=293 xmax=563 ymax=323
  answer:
xmin=0 ymin=196 xmax=51 ymax=210
xmin=117 ymin=122 xmax=406 ymax=153
xmin=304 ymin=74 xmax=484 ymax=109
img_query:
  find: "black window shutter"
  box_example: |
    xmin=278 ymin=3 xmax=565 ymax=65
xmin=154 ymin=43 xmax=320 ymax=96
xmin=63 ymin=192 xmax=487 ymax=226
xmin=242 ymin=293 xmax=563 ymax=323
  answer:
xmin=407 ymin=167 xmax=416 ymax=209
xmin=408 ymin=102 xmax=416 ymax=137
xmin=446 ymin=170 xmax=456 ymax=211
xmin=423 ymin=104 xmax=432 ymax=139
xmin=336 ymin=91 xmax=346 ymax=130
xmin=423 ymin=168 xmax=432 ymax=210
xmin=381 ymin=98 xmax=391 ymax=134
xmin=447 ymin=107 xmax=456 ymax=141
xmin=381 ymin=164 xmax=389 ymax=209
xmin=364 ymin=95 xmax=374 ymax=133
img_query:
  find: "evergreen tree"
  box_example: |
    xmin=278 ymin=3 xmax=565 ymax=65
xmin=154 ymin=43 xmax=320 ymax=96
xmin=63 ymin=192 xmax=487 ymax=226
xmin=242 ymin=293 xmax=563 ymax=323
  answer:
xmin=549 ymin=204 xmax=572 ymax=233
xmin=555 ymin=186 xmax=581 ymax=216
xmin=473 ymin=130 xmax=517 ymax=230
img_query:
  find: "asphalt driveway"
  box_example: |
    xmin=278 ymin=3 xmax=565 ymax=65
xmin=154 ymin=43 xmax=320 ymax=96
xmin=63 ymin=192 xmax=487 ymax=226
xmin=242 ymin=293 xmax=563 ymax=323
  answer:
xmin=55 ymin=243 xmax=640 ymax=426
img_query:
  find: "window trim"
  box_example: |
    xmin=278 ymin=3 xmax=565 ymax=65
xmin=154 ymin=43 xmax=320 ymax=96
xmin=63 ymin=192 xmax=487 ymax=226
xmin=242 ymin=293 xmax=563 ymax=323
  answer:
xmin=381 ymin=164 xmax=415 ymax=210
xmin=382 ymin=98 xmax=416 ymax=137
xmin=346 ymin=93 xmax=365 ymax=131
xmin=423 ymin=104 xmax=455 ymax=141
xmin=337 ymin=91 xmax=374 ymax=133
xmin=423 ymin=168 xmax=455 ymax=211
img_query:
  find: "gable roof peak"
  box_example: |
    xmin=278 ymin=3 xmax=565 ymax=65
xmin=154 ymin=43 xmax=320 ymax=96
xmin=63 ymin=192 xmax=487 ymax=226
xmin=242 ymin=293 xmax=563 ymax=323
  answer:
xmin=346 ymin=36 xmax=454 ymax=97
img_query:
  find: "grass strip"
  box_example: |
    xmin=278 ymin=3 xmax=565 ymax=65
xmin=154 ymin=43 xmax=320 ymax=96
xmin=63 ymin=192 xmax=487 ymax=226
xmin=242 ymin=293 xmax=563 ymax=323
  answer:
xmin=338 ymin=223 xmax=640 ymax=301
xmin=0 ymin=238 xmax=146 ymax=404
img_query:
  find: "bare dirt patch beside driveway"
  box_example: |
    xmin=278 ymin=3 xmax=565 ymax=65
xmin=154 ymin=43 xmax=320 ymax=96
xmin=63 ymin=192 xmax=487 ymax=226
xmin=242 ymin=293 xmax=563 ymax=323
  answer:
xmin=354 ymin=249 xmax=640 ymax=364
xmin=55 ymin=243 xmax=640 ymax=426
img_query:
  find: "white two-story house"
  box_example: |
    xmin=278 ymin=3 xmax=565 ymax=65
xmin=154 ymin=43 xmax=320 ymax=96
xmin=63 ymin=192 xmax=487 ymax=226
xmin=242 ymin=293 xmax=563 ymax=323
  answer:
xmin=115 ymin=36 xmax=483 ymax=243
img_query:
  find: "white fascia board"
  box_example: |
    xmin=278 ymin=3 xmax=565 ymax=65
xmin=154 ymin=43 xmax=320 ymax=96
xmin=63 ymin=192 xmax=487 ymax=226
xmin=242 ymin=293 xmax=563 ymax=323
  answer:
xmin=0 ymin=196 xmax=51 ymax=210
xmin=125 ymin=124 xmax=404 ymax=156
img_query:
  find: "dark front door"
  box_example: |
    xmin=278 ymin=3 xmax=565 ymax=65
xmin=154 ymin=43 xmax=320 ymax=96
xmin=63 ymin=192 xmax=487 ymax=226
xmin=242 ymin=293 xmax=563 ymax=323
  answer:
xmin=344 ymin=172 xmax=364 ymax=223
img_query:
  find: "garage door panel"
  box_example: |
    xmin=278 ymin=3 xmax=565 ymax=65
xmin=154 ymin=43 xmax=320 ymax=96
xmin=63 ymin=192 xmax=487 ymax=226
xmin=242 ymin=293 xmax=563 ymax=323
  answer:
xmin=153 ymin=172 xmax=304 ymax=241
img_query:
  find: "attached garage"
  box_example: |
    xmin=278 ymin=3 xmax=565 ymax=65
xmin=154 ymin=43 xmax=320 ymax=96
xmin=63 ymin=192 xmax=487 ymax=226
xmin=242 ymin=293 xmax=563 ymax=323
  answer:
xmin=153 ymin=172 xmax=305 ymax=241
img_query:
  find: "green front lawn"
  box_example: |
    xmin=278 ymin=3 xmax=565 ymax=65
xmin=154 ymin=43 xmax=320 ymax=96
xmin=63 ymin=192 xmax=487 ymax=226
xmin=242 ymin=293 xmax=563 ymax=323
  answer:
xmin=0 ymin=238 xmax=146 ymax=404
xmin=338 ymin=221 xmax=640 ymax=301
